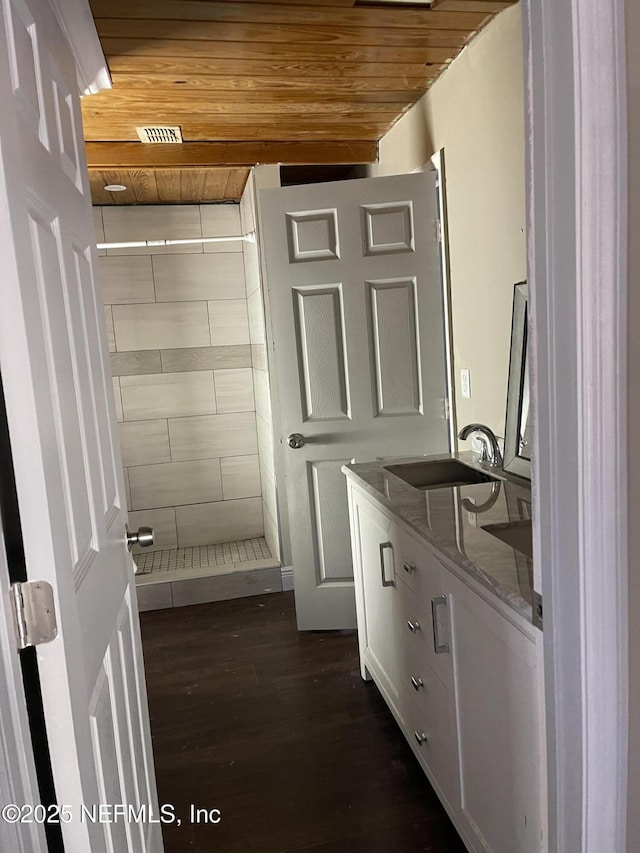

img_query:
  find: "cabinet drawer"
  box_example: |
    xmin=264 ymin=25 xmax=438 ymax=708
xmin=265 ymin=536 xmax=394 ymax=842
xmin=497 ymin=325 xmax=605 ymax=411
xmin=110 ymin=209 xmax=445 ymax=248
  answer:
xmin=397 ymin=576 xmax=452 ymax=685
xmin=393 ymin=523 xmax=444 ymax=606
xmin=401 ymin=657 xmax=458 ymax=811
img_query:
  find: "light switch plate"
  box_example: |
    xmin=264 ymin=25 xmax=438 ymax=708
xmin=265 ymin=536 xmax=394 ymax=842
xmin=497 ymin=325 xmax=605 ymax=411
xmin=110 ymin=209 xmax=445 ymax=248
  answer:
xmin=460 ymin=368 xmax=471 ymax=399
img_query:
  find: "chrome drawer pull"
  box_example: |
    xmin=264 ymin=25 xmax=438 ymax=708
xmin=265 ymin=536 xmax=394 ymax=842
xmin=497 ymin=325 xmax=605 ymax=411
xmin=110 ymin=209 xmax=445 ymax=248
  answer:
xmin=431 ymin=594 xmax=450 ymax=654
xmin=411 ymin=676 xmax=424 ymax=691
xmin=414 ymin=731 xmax=428 ymax=746
xmin=379 ymin=542 xmax=395 ymax=588
xmin=403 ymin=561 xmax=416 ymax=574
xmin=407 ymin=619 xmax=421 ymax=633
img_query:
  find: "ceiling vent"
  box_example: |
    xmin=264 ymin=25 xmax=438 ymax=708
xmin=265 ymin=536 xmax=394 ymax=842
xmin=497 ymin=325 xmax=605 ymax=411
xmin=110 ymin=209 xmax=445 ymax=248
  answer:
xmin=136 ymin=125 xmax=183 ymax=144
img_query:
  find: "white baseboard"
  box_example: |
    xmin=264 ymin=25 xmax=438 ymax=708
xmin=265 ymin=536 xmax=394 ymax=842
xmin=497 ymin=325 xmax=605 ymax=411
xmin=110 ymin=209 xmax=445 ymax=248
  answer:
xmin=280 ymin=566 xmax=294 ymax=592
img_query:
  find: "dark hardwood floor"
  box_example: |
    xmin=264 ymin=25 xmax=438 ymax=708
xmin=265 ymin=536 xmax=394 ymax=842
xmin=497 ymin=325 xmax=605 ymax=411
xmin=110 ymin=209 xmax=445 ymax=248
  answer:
xmin=140 ymin=591 xmax=467 ymax=853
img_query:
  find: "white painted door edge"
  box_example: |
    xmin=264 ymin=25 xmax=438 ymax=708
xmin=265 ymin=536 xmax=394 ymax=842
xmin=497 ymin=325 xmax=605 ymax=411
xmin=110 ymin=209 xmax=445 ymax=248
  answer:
xmin=50 ymin=0 xmax=111 ymax=94
xmin=430 ymin=149 xmax=457 ymax=451
xmin=523 ymin=1 xmax=628 ymax=851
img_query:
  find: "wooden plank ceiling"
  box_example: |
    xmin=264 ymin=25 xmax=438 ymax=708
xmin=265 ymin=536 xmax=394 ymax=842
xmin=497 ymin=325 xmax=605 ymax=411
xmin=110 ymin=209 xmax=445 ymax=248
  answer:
xmin=85 ymin=0 xmax=516 ymax=205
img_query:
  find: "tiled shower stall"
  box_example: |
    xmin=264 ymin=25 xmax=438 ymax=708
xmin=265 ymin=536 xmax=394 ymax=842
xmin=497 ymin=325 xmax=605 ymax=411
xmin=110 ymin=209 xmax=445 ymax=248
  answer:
xmin=94 ymin=173 xmax=282 ymax=609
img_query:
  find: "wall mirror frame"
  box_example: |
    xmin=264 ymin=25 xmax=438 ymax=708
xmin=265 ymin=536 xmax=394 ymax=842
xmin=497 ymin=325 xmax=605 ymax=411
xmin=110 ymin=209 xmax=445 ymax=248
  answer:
xmin=503 ymin=281 xmax=531 ymax=479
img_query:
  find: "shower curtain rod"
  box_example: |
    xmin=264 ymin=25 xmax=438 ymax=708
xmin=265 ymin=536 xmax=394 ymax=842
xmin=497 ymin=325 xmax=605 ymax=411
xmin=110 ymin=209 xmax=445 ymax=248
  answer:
xmin=96 ymin=232 xmax=256 ymax=250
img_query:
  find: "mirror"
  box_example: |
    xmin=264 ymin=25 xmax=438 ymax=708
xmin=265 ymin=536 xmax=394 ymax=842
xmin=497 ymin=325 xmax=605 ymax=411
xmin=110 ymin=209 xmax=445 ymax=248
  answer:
xmin=503 ymin=282 xmax=531 ymax=479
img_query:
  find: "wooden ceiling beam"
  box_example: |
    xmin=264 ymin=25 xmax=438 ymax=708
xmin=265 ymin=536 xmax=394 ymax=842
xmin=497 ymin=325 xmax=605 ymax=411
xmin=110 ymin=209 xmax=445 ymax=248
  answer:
xmin=105 ymin=56 xmax=447 ymax=78
xmin=85 ymin=141 xmax=379 ymax=169
xmin=95 ymin=20 xmax=473 ymax=49
xmin=107 ymin=73 xmax=436 ymax=91
xmin=89 ymin=0 xmax=497 ymax=31
xmin=83 ymin=92 xmax=415 ymax=112
xmin=85 ymin=124 xmax=390 ymax=142
xmin=100 ymin=37 xmax=458 ymax=64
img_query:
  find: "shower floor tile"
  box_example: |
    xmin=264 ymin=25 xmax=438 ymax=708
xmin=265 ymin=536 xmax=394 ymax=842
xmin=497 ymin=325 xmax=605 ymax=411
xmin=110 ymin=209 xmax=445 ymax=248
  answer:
xmin=134 ymin=537 xmax=282 ymax=612
xmin=134 ymin=537 xmax=275 ymax=586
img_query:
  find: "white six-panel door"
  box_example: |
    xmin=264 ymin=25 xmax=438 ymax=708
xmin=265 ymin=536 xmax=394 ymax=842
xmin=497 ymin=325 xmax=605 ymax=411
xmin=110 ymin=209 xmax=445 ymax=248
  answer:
xmin=260 ymin=173 xmax=450 ymax=629
xmin=0 ymin=0 xmax=162 ymax=850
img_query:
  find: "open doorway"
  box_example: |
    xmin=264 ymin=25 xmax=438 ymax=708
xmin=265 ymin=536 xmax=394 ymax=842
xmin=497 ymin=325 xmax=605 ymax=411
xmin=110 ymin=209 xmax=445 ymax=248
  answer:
xmin=94 ymin=179 xmax=284 ymax=612
xmin=0 ymin=0 xmax=624 ymax=846
xmin=95 ymin=6 xmax=539 ymax=852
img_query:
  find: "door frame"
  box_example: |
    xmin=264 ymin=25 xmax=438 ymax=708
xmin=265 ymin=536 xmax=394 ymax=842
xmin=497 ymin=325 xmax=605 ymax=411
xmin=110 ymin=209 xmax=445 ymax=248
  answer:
xmin=0 ymin=0 xmax=631 ymax=849
xmin=523 ymin=0 xmax=628 ymax=850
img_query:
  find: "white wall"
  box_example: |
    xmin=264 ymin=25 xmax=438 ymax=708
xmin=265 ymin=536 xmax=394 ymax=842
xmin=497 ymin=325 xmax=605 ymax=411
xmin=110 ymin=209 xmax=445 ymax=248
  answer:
xmin=369 ymin=5 xmax=526 ymax=441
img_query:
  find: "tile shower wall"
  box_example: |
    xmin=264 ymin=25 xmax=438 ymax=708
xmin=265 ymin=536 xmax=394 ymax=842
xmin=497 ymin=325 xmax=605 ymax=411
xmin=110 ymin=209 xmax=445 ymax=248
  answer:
xmin=241 ymin=174 xmax=281 ymax=561
xmin=96 ymin=203 xmax=264 ymax=552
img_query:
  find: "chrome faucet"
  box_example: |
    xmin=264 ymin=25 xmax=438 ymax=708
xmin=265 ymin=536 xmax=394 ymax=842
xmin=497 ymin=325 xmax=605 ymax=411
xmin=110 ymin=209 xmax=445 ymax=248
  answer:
xmin=458 ymin=423 xmax=503 ymax=467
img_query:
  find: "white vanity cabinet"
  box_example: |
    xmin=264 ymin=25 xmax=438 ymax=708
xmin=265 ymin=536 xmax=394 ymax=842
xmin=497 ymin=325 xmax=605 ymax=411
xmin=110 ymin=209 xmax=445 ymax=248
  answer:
xmin=347 ymin=481 xmax=545 ymax=853
xmin=348 ymin=486 xmax=461 ymax=812
xmin=393 ymin=526 xmax=461 ymax=813
xmin=347 ymin=488 xmax=405 ymax=720
xmin=444 ymin=569 xmax=543 ymax=853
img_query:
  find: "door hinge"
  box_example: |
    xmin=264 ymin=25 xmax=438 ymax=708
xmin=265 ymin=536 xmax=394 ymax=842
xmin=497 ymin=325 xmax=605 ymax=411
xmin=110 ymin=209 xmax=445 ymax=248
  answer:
xmin=443 ymin=397 xmax=451 ymax=420
xmin=435 ymin=218 xmax=443 ymax=243
xmin=532 ymin=589 xmax=543 ymax=630
xmin=10 ymin=581 xmax=58 ymax=650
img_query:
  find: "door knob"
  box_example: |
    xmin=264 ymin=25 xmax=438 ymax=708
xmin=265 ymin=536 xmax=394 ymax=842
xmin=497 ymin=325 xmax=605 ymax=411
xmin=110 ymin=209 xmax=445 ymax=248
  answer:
xmin=125 ymin=525 xmax=154 ymax=552
xmin=287 ymin=433 xmax=305 ymax=449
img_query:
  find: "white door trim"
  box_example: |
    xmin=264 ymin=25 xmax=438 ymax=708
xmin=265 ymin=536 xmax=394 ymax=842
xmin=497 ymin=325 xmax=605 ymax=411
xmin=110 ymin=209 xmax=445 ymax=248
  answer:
xmin=50 ymin=0 xmax=111 ymax=94
xmin=523 ymin=0 xmax=628 ymax=850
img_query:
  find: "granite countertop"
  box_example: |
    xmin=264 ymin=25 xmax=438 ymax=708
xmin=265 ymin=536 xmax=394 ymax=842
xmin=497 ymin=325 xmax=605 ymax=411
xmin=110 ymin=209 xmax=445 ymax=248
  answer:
xmin=342 ymin=452 xmax=535 ymax=624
